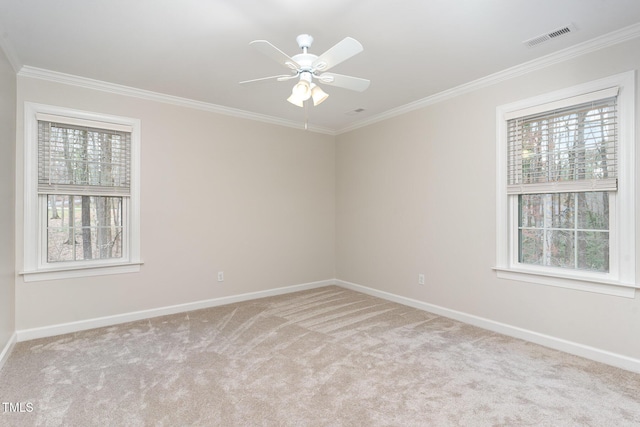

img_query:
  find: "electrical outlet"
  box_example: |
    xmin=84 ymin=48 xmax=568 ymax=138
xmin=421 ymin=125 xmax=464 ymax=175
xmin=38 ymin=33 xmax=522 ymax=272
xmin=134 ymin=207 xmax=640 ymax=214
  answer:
xmin=217 ymin=271 xmax=224 ymax=282
xmin=418 ymin=274 xmax=425 ymax=285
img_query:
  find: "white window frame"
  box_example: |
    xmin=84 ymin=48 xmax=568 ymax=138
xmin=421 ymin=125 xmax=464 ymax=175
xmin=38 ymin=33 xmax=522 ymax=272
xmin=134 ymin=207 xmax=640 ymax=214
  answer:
xmin=22 ymin=103 xmax=142 ymax=282
xmin=495 ymin=71 xmax=636 ymax=298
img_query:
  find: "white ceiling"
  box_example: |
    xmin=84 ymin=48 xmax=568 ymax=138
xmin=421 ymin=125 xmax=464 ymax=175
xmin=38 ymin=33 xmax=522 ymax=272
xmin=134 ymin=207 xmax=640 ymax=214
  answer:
xmin=1 ymin=0 xmax=639 ymax=133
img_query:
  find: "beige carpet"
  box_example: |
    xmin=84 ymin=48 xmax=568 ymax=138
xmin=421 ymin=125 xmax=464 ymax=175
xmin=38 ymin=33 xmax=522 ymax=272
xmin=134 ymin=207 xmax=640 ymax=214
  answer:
xmin=1 ymin=286 xmax=639 ymax=426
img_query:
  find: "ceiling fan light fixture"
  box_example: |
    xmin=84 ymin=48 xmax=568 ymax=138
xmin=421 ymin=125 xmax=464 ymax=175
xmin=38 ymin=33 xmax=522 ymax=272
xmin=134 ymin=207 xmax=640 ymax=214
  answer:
xmin=287 ymin=73 xmax=314 ymax=106
xmin=287 ymin=93 xmax=305 ymax=107
xmin=311 ymin=84 xmax=328 ymax=106
xmin=292 ymin=79 xmax=311 ymax=100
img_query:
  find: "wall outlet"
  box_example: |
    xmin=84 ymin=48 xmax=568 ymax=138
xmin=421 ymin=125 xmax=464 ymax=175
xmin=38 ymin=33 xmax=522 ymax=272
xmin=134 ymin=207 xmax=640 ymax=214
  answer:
xmin=418 ymin=274 xmax=425 ymax=285
xmin=217 ymin=271 xmax=224 ymax=282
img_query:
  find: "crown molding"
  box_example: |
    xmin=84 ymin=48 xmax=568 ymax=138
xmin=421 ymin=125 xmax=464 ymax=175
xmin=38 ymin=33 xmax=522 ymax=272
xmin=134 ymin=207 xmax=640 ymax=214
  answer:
xmin=17 ymin=66 xmax=336 ymax=135
xmin=15 ymin=22 xmax=640 ymax=137
xmin=336 ymin=22 xmax=640 ymax=135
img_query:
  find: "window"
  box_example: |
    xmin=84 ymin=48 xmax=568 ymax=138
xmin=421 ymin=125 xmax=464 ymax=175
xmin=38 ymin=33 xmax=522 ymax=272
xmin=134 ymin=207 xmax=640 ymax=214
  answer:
xmin=23 ymin=104 xmax=141 ymax=281
xmin=496 ymin=72 xmax=635 ymax=297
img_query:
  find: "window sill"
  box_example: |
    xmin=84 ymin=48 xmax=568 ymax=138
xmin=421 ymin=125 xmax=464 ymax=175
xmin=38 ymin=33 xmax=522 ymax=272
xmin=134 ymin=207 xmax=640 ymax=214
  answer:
xmin=493 ymin=267 xmax=637 ymax=298
xmin=20 ymin=261 xmax=143 ymax=282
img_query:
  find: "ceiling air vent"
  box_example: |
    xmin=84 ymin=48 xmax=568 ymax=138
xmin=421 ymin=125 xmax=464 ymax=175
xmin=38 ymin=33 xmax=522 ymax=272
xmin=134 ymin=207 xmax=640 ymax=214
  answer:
xmin=523 ymin=24 xmax=576 ymax=48
xmin=345 ymin=108 xmax=366 ymax=116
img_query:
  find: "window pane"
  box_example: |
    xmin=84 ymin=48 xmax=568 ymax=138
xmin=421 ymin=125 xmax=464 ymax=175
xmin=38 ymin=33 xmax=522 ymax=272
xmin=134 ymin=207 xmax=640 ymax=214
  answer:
xmin=518 ymin=192 xmax=609 ymax=272
xmin=577 ymin=231 xmax=609 ymax=272
xmin=47 ymin=195 xmax=123 ymax=262
xmin=549 ymin=193 xmax=574 ymax=229
xmin=519 ymin=229 xmax=543 ymax=265
xmin=547 ymin=230 xmax=574 ymax=268
xmin=47 ymin=227 xmax=75 ymax=262
xmin=519 ymin=194 xmax=544 ymax=228
xmin=577 ymin=192 xmax=609 ymax=230
xmin=520 ymin=194 xmax=574 ymax=229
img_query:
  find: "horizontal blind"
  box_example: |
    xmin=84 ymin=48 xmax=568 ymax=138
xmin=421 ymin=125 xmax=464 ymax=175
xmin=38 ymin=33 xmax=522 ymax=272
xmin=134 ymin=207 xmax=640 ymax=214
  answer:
xmin=507 ymin=95 xmax=617 ymax=195
xmin=38 ymin=120 xmax=131 ymax=195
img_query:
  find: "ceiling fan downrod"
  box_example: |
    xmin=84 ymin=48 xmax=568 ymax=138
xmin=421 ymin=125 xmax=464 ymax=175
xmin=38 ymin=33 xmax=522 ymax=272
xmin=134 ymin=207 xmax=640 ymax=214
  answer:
xmin=296 ymin=34 xmax=314 ymax=53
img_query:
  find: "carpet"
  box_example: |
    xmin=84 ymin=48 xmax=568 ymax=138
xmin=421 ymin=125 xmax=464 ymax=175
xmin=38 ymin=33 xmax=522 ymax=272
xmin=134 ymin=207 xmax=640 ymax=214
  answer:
xmin=1 ymin=286 xmax=639 ymax=426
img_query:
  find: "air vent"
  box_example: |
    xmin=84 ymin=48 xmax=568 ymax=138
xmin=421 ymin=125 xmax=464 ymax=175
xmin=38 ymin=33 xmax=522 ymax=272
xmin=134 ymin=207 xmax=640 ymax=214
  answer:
xmin=345 ymin=108 xmax=366 ymax=116
xmin=523 ymin=24 xmax=576 ymax=48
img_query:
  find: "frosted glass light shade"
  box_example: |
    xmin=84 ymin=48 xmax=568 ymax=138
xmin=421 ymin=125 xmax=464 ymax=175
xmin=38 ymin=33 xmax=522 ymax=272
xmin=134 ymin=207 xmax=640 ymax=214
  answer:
xmin=311 ymin=84 xmax=328 ymax=106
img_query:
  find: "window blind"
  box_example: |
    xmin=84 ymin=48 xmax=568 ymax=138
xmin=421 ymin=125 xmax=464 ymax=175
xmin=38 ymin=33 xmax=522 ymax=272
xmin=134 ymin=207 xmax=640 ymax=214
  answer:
xmin=507 ymin=94 xmax=618 ymax=195
xmin=38 ymin=120 xmax=131 ymax=196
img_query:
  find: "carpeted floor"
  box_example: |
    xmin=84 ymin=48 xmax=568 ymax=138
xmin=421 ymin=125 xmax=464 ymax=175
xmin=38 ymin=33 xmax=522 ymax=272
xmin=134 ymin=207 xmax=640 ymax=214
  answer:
xmin=1 ymin=286 xmax=639 ymax=426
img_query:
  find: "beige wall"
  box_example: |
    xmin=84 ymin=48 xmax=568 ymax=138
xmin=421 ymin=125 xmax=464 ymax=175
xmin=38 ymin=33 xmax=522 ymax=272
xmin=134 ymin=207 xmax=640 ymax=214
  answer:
xmin=336 ymin=38 xmax=640 ymax=359
xmin=0 ymin=48 xmax=16 ymax=351
xmin=15 ymin=78 xmax=335 ymax=330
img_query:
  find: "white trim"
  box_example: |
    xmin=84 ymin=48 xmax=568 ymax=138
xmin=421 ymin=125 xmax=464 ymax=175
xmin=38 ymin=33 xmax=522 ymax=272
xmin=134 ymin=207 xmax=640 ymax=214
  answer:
xmin=0 ymin=332 xmax=17 ymax=372
xmin=337 ymin=22 xmax=640 ymax=135
xmin=495 ymin=71 xmax=636 ymax=296
xmin=335 ymin=279 xmax=640 ymax=374
xmin=21 ymin=262 xmax=143 ymax=282
xmin=17 ymin=66 xmax=336 ymax=136
xmin=493 ymin=268 xmax=636 ymax=298
xmin=35 ymin=112 xmax=133 ymax=133
xmin=503 ymin=86 xmax=619 ymax=120
xmin=13 ymin=278 xmax=640 ymax=374
xmin=15 ymin=279 xmax=334 ymax=342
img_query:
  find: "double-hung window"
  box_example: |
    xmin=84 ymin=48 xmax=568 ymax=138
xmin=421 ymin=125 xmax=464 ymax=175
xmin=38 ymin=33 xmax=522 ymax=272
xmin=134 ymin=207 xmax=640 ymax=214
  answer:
xmin=496 ymin=72 xmax=635 ymax=297
xmin=23 ymin=104 xmax=141 ymax=281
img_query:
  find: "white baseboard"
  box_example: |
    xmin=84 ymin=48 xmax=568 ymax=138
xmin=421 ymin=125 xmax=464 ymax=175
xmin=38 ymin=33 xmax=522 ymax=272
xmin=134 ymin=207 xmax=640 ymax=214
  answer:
xmin=0 ymin=332 xmax=17 ymax=371
xmin=16 ymin=279 xmax=334 ymax=342
xmin=15 ymin=277 xmax=639 ymax=374
xmin=335 ymin=279 xmax=640 ymax=374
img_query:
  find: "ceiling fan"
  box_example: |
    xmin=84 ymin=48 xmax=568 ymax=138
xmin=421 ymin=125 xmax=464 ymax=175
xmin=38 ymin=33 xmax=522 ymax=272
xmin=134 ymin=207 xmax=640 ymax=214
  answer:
xmin=240 ymin=34 xmax=370 ymax=107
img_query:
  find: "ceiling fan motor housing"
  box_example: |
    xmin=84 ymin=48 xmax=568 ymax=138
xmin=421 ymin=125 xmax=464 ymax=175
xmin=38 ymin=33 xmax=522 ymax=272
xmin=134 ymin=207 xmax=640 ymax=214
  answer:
xmin=292 ymin=53 xmax=318 ymax=71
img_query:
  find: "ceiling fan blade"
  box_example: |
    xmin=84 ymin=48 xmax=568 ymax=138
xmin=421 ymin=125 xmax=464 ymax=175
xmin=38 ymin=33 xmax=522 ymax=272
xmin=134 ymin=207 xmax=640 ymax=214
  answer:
xmin=312 ymin=37 xmax=363 ymax=72
xmin=239 ymin=74 xmax=297 ymax=85
xmin=317 ymin=73 xmax=370 ymax=92
xmin=250 ymin=40 xmax=300 ymax=70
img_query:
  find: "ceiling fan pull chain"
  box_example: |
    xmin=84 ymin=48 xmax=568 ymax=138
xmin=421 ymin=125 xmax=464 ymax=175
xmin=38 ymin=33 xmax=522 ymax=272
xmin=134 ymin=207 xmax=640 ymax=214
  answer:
xmin=304 ymin=101 xmax=309 ymax=130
